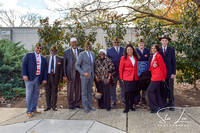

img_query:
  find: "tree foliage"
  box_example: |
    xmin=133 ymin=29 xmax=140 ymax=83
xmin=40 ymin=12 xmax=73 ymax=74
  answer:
xmin=0 ymin=39 xmax=27 ymax=99
xmin=38 ymin=17 xmax=66 ymax=56
xmin=174 ymin=3 xmax=200 ymax=89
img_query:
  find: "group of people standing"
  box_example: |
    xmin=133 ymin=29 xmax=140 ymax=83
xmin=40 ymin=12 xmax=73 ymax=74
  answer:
xmin=21 ymin=34 xmax=176 ymax=117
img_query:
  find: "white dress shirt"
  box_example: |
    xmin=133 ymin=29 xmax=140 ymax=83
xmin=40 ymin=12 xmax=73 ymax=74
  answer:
xmin=86 ymin=51 xmax=93 ymax=63
xmin=72 ymin=48 xmax=78 ymax=60
xmin=162 ymin=46 xmax=168 ymax=53
xmin=151 ymin=52 xmax=158 ymax=64
xmin=129 ymin=55 xmax=135 ymax=66
xmin=48 ymin=55 xmax=56 ymax=74
xmin=114 ymin=47 xmax=120 ymax=53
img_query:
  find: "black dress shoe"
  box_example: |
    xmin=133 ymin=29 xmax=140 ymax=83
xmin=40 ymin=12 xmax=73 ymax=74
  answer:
xmin=52 ymin=107 xmax=57 ymax=111
xmin=130 ymin=108 xmax=136 ymax=111
xmin=106 ymin=108 xmax=111 ymax=111
xmin=112 ymin=102 xmax=117 ymax=107
xmin=170 ymin=107 xmax=175 ymax=111
xmin=123 ymin=109 xmax=129 ymax=113
xmin=69 ymin=106 xmax=75 ymax=110
xmin=44 ymin=108 xmax=51 ymax=111
xmin=151 ymin=108 xmax=159 ymax=113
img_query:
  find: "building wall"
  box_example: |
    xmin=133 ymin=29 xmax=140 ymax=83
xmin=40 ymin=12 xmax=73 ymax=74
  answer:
xmin=0 ymin=27 xmax=138 ymax=51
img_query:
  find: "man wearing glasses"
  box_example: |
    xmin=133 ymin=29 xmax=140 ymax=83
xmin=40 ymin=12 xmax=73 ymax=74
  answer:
xmin=107 ymin=37 xmax=125 ymax=106
xmin=22 ymin=41 xmax=47 ymax=118
xmin=76 ymin=41 xmax=96 ymax=113
xmin=44 ymin=46 xmax=63 ymax=112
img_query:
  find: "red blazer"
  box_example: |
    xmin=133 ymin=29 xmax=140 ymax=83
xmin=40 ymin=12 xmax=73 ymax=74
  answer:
xmin=149 ymin=53 xmax=167 ymax=81
xmin=119 ymin=56 xmax=139 ymax=81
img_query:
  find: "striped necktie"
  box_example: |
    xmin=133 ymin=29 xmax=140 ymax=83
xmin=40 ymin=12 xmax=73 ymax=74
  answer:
xmin=36 ymin=54 xmax=40 ymax=75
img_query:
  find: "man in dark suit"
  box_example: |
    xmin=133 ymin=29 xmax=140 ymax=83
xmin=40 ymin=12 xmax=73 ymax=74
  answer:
xmin=44 ymin=46 xmax=63 ymax=111
xmin=159 ymin=35 xmax=176 ymax=111
xmin=136 ymin=38 xmax=150 ymax=104
xmin=107 ymin=37 xmax=125 ymax=106
xmin=22 ymin=42 xmax=47 ymax=117
xmin=75 ymin=41 xmax=96 ymax=113
xmin=63 ymin=38 xmax=83 ymax=110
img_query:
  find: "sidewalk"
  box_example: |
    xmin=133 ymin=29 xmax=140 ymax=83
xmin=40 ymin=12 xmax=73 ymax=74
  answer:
xmin=0 ymin=107 xmax=200 ymax=133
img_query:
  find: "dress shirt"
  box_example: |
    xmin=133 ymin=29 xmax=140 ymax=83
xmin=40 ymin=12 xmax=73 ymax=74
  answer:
xmin=48 ymin=55 xmax=56 ymax=74
xmin=129 ymin=55 xmax=135 ymax=66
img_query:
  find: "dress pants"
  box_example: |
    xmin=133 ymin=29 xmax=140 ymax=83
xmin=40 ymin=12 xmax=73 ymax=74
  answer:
xmin=147 ymin=81 xmax=163 ymax=110
xmin=95 ymin=80 xmax=111 ymax=109
xmin=25 ymin=76 xmax=40 ymax=113
xmin=45 ymin=74 xmax=58 ymax=108
xmin=124 ymin=80 xmax=137 ymax=110
xmin=67 ymin=71 xmax=81 ymax=108
xmin=110 ymin=75 xmax=125 ymax=103
xmin=81 ymin=76 xmax=93 ymax=109
xmin=162 ymin=78 xmax=174 ymax=107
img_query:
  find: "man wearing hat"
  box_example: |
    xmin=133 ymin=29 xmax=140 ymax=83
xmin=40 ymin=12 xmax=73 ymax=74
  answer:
xmin=107 ymin=37 xmax=125 ymax=106
xmin=159 ymin=35 xmax=176 ymax=111
xmin=21 ymin=41 xmax=47 ymax=117
xmin=63 ymin=37 xmax=83 ymax=110
xmin=75 ymin=40 xmax=96 ymax=113
xmin=136 ymin=38 xmax=150 ymax=104
xmin=44 ymin=46 xmax=63 ymax=111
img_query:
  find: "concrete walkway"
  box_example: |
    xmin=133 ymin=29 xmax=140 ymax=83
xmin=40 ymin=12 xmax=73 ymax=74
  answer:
xmin=0 ymin=107 xmax=200 ymax=133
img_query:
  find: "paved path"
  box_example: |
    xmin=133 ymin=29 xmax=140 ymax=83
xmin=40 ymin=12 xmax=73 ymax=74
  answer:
xmin=0 ymin=107 xmax=200 ymax=133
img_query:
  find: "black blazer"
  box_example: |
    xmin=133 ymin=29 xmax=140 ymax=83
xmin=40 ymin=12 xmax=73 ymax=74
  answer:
xmin=159 ymin=46 xmax=176 ymax=79
xmin=136 ymin=48 xmax=150 ymax=61
xmin=21 ymin=52 xmax=47 ymax=84
xmin=63 ymin=47 xmax=83 ymax=81
xmin=45 ymin=55 xmax=63 ymax=85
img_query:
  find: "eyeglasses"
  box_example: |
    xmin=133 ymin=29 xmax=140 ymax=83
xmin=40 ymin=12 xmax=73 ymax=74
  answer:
xmin=37 ymin=47 xmax=42 ymax=49
xmin=99 ymin=53 xmax=105 ymax=55
xmin=114 ymin=42 xmax=120 ymax=43
xmin=86 ymin=45 xmax=92 ymax=48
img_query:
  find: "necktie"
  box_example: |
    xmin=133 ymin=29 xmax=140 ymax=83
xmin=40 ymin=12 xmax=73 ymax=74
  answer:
xmin=88 ymin=52 xmax=92 ymax=63
xmin=74 ymin=50 xmax=77 ymax=59
xmin=164 ymin=48 xmax=166 ymax=56
xmin=36 ymin=54 xmax=40 ymax=75
xmin=51 ymin=56 xmax=54 ymax=73
xmin=116 ymin=47 xmax=119 ymax=55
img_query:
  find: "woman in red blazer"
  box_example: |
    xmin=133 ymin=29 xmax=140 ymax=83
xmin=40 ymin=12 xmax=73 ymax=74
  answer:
xmin=147 ymin=44 xmax=167 ymax=113
xmin=119 ymin=44 xmax=139 ymax=113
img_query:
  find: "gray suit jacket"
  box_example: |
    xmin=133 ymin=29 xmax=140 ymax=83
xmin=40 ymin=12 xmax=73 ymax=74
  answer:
xmin=75 ymin=51 xmax=95 ymax=79
xmin=63 ymin=47 xmax=83 ymax=81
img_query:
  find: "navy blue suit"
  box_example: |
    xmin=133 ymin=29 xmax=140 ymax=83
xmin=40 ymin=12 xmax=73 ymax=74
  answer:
xmin=22 ymin=52 xmax=47 ymax=113
xmin=159 ymin=46 xmax=176 ymax=79
xmin=22 ymin=52 xmax=47 ymax=84
xmin=107 ymin=47 xmax=124 ymax=76
xmin=159 ymin=46 xmax=176 ymax=107
xmin=107 ymin=46 xmax=125 ymax=103
xmin=136 ymin=48 xmax=150 ymax=61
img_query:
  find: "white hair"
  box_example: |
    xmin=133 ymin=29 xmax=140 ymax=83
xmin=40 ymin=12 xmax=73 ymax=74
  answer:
xmin=99 ymin=49 xmax=107 ymax=55
xmin=70 ymin=38 xmax=77 ymax=42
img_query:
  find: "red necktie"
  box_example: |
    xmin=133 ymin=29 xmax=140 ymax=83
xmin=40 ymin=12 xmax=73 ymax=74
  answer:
xmin=36 ymin=55 xmax=40 ymax=75
xmin=164 ymin=48 xmax=166 ymax=56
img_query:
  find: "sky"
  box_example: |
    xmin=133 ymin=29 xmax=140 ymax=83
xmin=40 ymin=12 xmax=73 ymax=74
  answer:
xmin=0 ymin=0 xmax=77 ymax=26
xmin=0 ymin=0 xmax=129 ymax=26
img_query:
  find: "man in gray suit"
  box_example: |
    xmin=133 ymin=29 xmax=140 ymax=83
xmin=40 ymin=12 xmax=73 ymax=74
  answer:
xmin=75 ymin=41 xmax=96 ymax=113
xmin=63 ymin=38 xmax=83 ymax=110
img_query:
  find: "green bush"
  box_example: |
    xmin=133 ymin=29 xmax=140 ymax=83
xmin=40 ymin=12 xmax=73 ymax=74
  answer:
xmin=0 ymin=39 xmax=27 ymax=99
